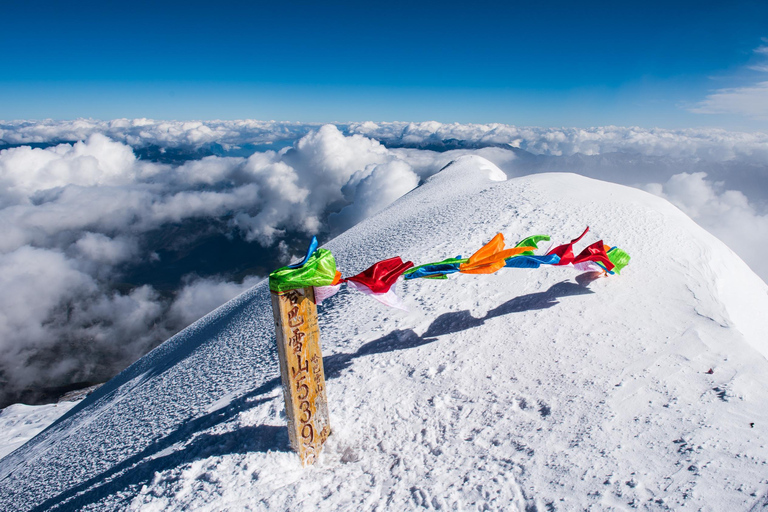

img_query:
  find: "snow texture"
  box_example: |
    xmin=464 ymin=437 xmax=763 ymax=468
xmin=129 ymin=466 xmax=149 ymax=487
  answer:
xmin=2 ymin=156 xmax=768 ymax=511
xmin=0 ymin=401 xmax=79 ymax=460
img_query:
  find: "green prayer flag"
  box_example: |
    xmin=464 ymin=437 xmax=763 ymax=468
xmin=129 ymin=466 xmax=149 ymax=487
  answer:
xmin=607 ymin=247 xmax=630 ymax=275
xmin=269 ymin=248 xmax=338 ymax=292
xmin=514 ymin=235 xmax=550 ymax=255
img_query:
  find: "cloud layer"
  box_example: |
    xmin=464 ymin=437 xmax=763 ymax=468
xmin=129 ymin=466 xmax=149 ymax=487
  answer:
xmin=0 ymin=119 xmax=320 ymax=148
xmin=6 ymin=119 xmax=768 ymax=163
xmin=0 ymin=125 xmax=467 ymax=405
xmin=1 ymin=120 xmax=767 ymax=406
xmin=647 ymin=172 xmax=768 ymax=279
xmin=348 ymin=121 xmax=768 ymax=162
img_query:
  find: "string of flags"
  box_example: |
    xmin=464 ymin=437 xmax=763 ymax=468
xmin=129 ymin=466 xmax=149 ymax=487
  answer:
xmin=268 ymin=227 xmax=631 ymax=310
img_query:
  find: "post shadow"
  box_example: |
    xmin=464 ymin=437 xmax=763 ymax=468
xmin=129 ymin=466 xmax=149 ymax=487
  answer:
xmin=37 ymin=425 xmax=290 ymax=512
xmin=31 ymin=377 xmax=283 ymax=512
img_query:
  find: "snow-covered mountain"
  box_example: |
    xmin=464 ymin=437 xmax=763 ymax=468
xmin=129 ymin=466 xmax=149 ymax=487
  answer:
xmin=2 ymin=156 xmax=768 ymax=510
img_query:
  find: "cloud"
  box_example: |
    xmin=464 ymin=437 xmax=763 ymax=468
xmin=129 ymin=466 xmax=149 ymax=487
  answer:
xmin=231 ymin=125 xmax=404 ymax=244
xmin=0 ymin=241 xmax=263 ymax=406
xmin=5 ymin=119 xmax=768 ymax=164
xmin=647 ymin=172 xmax=768 ymax=279
xmin=349 ymin=122 xmax=768 ymax=162
xmin=73 ymin=233 xmax=140 ymax=266
xmin=0 ymin=133 xmax=148 ymax=205
xmin=169 ymin=275 xmax=264 ymax=327
xmin=0 ymin=126 xmax=401 ymax=253
xmin=330 ymin=160 xmax=420 ymax=232
xmin=0 ymin=246 xmax=168 ymax=396
xmin=0 ymin=125 xmax=458 ymax=405
xmin=688 ymin=41 xmax=768 ymax=120
xmin=0 ymin=126 xmax=432 ymax=254
xmin=690 ymin=81 xmax=768 ymax=119
xmin=0 ymin=119 xmax=321 ymax=148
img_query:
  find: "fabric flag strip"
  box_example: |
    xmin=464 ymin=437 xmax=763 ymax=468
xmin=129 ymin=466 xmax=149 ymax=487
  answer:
xmin=504 ymin=254 xmax=561 ymax=268
xmin=268 ymin=228 xmax=630 ymax=310
xmin=269 ymin=243 xmax=339 ymax=292
xmin=459 ymin=233 xmax=535 ymax=274
xmin=343 ymin=257 xmax=414 ymax=294
xmin=460 ymin=246 xmax=534 ymax=274
xmin=606 ymin=247 xmax=631 ymax=274
xmin=346 ymin=280 xmax=409 ymax=311
xmin=314 ymin=283 xmax=343 ymax=304
xmin=514 ymin=235 xmax=551 ymax=254
xmin=573 ymin=261 xmax=605 ymax=273
xmin=571 ymin=240 xmax=615 ymax=272
xmin=547 ymin=227 xmax=590 ymax=266
xmin=285 ymin=236 xmax=319 ymax=269
xmin=313 ymin=270 xmax=343 ymax=304
xmin=582 ymin=246 xmax=631 ymax=275
xmin=403 ymin=256 xmax=466 ymax=280
xmin=342 ymin=257 xmax=414 ymax=311
xmin=504 ymin=234 xmax=559 ymax=268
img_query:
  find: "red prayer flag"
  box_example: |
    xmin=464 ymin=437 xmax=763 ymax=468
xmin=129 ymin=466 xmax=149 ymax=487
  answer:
xmin=343 ymin=257 xmax=414 ymax=294
xmin=547 ymin=227 xmax=590 ymax=266
xmin=572 ymin=240 xmax=615 ymax=272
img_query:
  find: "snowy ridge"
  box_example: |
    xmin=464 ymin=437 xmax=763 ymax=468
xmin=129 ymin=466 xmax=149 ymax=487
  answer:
xmin=0 ymin=402 xmax=80 ymax=460
xmin=2 ymin=156 xmax=768 ymax=510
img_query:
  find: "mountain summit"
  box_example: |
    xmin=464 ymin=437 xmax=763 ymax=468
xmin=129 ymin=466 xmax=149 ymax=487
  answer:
xmin=2 ymin=156 xmax=768 ymax=510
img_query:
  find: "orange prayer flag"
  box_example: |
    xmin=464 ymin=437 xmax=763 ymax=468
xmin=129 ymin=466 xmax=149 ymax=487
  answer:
xmin=459 ymin=234 xmax=535 ymax=274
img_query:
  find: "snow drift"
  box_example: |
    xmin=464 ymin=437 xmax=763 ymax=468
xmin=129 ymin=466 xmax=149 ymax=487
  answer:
xmin=2 ymin=156 xmax=768 ymax=510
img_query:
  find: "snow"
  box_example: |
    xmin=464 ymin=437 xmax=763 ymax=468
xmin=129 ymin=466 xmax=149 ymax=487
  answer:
xmin=0 ymin=401 xmax=80 ymax=460
xmin=2 ymin=155 xmax=768 ymax=510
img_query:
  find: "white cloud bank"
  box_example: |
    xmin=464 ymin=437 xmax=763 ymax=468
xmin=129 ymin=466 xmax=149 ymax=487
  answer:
xmin=5 ymin=119 xmax=768 ymax=163
xmin=647 ymin=172 xmax=768 ymax=279
xmin=348 ymin=121 xmax=768 ymax=162
xmin=1 ymin=121 xmax=767 ymax=406
xmin=0 ymin=125 xmax=438 ymax=405
xmin=0 ymin=119 xmax=320 ymax=148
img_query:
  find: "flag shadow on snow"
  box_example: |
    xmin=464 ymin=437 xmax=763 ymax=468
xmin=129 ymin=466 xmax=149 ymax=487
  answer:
xmin=323 ymin=328 xmax=437 ymax=378
xmin=421 ymin=279 xmax=595 ymax=338
xmin=324 ymin=277 xmax=596 ymax=376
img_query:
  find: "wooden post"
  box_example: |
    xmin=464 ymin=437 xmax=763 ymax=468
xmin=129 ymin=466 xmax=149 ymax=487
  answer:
xmin=270 ymin=287 xmax=331 ymax=466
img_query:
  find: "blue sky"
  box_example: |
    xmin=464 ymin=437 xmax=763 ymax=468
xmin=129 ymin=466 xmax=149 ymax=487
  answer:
xmin=2 ymin=0 xmax=768 ymax=129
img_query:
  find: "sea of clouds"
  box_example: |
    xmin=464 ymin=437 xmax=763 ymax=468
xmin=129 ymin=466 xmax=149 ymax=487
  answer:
xmin=1 ymin=119 xmax=767 ymax=407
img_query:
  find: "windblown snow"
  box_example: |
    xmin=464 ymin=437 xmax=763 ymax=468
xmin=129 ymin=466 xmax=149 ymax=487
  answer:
xmin=0 ymin=401 xmax=80 ymax=460
xmin=2 ymin=156 xmax=768 ymax=510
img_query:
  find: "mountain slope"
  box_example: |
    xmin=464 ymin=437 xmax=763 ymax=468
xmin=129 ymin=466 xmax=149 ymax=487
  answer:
xmin=2 ymin=156 xmax=768 ymax=511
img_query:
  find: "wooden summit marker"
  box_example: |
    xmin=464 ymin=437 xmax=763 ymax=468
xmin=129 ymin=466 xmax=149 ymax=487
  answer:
xmin=270 ymin=286 xmax=331 ymax=466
